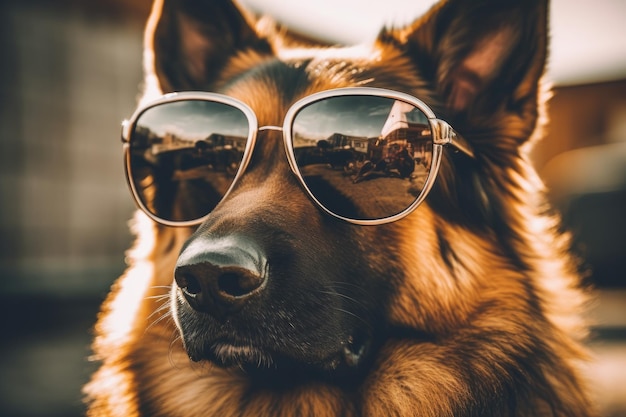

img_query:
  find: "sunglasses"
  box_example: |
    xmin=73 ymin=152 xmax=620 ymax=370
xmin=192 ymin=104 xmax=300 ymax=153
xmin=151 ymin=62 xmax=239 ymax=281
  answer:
xmin=122 ymin=87 xmax=474 ymax=226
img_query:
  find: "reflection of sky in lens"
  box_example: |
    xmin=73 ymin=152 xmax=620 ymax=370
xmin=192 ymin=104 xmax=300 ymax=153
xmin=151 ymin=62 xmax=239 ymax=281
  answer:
xmin=137 ymin=100 xmax=249 ymax=140
xmin=293 ymin=96 xmax=428 ymax=140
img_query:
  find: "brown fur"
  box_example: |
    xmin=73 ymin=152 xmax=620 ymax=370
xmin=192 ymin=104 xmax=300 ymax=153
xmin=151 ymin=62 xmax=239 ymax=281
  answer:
xmin=84 ymin=0 xmax=596 ymax=415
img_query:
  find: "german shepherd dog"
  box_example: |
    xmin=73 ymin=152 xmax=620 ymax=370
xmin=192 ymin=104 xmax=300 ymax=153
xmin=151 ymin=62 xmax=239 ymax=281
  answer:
xmin=85 ymin=0 xmax=596 ymax=415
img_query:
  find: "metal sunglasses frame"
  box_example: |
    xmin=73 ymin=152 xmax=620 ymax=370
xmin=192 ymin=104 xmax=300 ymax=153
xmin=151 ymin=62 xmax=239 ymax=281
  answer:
xmin=121 ymin=87 xmax=474 ymax=227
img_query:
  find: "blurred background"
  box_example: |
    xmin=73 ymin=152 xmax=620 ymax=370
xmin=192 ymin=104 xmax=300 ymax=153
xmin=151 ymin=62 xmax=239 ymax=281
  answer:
xmin=0 ymin=0 xmax=624 ymax=416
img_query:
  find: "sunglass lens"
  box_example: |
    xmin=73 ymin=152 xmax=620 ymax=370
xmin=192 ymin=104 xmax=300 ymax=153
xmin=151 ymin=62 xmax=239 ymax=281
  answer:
xmin=291 ymin=95 xmax=433 ymax=221
xmin=127 ymin=100 xmax=250 ymax=223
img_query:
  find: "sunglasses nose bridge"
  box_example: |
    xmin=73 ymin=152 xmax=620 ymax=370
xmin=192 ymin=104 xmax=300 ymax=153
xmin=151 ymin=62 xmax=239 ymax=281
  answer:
xmin=244 ymin=125 xmax=292 ymax=177
xmin=258 ymin=125 xmax=283 ymax=133
xmin=254 ymin=125 xmax=294 ymax=175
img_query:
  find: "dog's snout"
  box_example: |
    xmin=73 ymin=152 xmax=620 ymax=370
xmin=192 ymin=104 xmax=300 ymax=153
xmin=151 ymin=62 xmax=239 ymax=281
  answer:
xmin=174 ymin=235 xmax=268 ymax=317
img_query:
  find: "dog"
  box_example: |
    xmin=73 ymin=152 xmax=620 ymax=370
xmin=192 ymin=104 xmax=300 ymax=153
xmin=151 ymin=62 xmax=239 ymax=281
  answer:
xmin=84 ymin=0 xmax=596 ymax=415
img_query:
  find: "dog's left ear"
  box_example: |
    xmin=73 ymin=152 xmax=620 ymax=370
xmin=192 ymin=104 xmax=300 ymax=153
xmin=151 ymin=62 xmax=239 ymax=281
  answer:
xmin=144 ymin=0 xmax=272 ymax=93
xmin=386 ymin=0 xmax=547 ymax=123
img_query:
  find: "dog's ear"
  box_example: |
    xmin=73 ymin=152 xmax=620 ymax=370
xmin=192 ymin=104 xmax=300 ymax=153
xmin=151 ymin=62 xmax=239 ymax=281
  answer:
xmin=144 ymin=0 xmax=272 ymax=93
xmin=386 ymin=0 xmax=547 ymax=123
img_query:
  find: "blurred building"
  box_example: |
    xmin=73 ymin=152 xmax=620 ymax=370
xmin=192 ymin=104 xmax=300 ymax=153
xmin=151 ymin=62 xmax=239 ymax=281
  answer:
xmin=0 ymin=1 xmax=146 ymax=416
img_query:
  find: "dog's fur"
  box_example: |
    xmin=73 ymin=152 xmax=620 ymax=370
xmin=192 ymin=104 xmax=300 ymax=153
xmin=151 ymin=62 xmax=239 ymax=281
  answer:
xmin=84 ymin=0 xmax=596 ymax=415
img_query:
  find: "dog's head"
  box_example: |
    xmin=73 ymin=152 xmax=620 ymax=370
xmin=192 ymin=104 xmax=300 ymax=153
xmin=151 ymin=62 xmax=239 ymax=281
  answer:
xmin=133 ymin=0 xmax=551 ymax=378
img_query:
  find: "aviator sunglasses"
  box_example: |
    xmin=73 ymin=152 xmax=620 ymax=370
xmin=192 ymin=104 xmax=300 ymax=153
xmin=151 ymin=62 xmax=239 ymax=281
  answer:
xmin=122 ymin=87 xmax=474 ymax=226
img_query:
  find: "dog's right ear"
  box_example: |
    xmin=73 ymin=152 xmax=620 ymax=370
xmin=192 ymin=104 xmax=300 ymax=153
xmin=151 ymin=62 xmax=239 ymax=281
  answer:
xmin=144 ymin=0 xmax=272 ymax=93
xmin=382 ymin=0 xmax=548 ymax=123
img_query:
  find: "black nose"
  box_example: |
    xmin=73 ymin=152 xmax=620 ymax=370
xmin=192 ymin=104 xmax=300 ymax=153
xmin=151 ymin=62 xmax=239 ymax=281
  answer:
xmin=174 ymin=235 xmax=268 ymax=318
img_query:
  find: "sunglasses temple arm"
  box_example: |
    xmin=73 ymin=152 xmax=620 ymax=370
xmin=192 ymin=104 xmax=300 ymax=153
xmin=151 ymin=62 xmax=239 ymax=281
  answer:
xmin=431 ymin=119 xmax=475 ymax=159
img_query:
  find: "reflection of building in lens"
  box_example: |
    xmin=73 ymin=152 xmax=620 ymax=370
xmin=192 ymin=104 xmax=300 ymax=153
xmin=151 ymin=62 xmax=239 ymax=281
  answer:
xmin=133 ymin=124 xmax=248 ymax=156
xmin=378 ymin=100 xmax=433 ymax=167
xmin=153 ymin=131 xmax=195 ymax=153
xmin=133 ymin=125 xmax=158 ymax=147
xmin=367 ymin=126 xmax=432 ymax=171
xmin=132 ymin=124 xmax=196 ymax=154
xmin=351 ymin=102 xmax=436 ymax=182
xmin=199 ymin=133 xmax=247 ymax=152
xmin=191 ymin=133 xmax=247 ymax=175
xmin=326 ymin=133 xmax=369 ymax=153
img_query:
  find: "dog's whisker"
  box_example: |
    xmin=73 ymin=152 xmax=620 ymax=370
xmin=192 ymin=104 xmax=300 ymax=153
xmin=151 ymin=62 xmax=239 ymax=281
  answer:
xmin=146 ymin=297 xmax=172 ymax=320
xmin=327 ymin=281 xmax=372 ymax=298
xmin=318 ymin=288 xmax=370 ymax=313
xmin=332 ymin=307 xmax=370 ymax=328
xmin=145 ymin=297 xmax=175 ymax=334
xmin=147 ymin=309 xmax=172 ymax=328
xmin=145 ymin=313 xmax=172 ymax=334
xmin=318 ymin=289 xmax=360 ymax=304
xmin=146 ymin=285 xmax=173 ymax=297
xmin=145 ymin=294 xmax=170 ymax=300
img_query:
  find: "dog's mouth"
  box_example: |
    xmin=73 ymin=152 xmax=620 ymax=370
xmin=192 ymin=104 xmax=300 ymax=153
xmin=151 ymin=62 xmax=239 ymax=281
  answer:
xmin=181 ymin=329 xmax=373 ymax=376
xmin=184 ymin=336 xmax=372 ymax=373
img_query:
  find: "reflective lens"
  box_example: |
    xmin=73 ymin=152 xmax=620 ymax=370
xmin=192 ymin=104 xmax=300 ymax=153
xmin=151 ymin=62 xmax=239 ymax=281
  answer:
xmin=290 ymin=95 xmax=434 ymax=221
xmin=127 ymin=100 xmax=251 ymax=223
